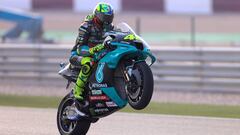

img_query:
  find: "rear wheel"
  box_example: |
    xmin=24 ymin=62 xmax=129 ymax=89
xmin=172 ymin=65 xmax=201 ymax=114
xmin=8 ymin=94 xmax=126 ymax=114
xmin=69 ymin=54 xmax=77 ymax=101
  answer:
xmin=57 ymin=93 xmax=91 ymax=135
xmin=126 ymin=62 xmax=154 ymax=110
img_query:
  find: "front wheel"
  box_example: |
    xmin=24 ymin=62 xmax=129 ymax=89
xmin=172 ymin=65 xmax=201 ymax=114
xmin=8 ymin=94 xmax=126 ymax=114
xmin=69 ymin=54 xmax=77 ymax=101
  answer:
xmin=126 ymin=62 xmax=154 ymax=110
xmin=57 ymin=93 xmax=91 ymax=135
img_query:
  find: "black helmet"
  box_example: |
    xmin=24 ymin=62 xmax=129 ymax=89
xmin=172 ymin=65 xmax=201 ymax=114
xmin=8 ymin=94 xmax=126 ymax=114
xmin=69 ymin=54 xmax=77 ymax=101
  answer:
xmin=93 ymin=2 xmax=114 ymax=25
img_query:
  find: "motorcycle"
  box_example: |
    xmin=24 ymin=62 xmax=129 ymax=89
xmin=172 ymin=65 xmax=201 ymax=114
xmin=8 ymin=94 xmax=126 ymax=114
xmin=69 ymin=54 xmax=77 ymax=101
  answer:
xmin=57 ymin=22 xmax=156 ymax=135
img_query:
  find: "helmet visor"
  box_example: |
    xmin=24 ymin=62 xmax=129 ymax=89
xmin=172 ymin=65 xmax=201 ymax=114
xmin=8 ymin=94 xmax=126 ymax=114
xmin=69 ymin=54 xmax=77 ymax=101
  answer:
xmin=97 ymin=13 xmax=114 ymax=25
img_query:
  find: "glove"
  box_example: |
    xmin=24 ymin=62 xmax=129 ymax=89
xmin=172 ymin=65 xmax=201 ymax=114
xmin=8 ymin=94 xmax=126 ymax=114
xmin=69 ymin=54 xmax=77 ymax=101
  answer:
xmin=89 ymin=44 xmax=105 ymax=55
xmin=89 ymin=36 xmax=113 ymax=55
xmin=103 ymin=40 xmax=111 ymax=49
xmin=103 ymin=36 xmax=112 ymax=49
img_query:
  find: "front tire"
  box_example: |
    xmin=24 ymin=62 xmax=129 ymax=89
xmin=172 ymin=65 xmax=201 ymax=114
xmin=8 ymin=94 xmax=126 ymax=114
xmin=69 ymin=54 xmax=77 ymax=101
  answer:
xmin=57 ymin=93 xmax=91 ymax=135
xmin=127 ymin=62 xmax=154 ymax=110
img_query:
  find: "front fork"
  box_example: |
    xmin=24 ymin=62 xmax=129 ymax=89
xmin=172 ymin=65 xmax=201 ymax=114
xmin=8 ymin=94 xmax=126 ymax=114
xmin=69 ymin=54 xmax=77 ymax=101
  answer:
xmin=121 ymin=61 xmax=134 ymax=82
xmin=121 ymin=60 xmax=140 ymax=95
xmin=123 ymin=69 xmax=130 ymax=82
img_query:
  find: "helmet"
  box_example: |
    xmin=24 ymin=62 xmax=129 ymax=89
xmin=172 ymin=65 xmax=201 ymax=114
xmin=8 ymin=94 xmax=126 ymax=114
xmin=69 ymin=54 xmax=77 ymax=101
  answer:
xmin=93 ymin=2 xmax=114 ymax=25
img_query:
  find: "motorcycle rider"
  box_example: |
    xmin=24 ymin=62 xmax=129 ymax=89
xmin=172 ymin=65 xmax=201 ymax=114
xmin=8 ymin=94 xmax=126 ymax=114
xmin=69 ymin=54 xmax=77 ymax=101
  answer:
xmin=70 ymin=2 xmax=114 ymax=102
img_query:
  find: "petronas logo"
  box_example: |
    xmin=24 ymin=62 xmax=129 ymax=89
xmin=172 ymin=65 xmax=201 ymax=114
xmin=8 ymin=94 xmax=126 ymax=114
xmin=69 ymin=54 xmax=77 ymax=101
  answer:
xmin=96 ymin=63 xmax=105 ymax=83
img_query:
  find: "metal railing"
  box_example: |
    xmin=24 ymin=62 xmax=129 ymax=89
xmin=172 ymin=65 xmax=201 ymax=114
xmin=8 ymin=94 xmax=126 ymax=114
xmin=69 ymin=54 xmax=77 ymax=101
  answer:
xmin=151 ymin=47 xmax=240 ymax=93
xmin=1 ymin=44 xmax=240 ymax=93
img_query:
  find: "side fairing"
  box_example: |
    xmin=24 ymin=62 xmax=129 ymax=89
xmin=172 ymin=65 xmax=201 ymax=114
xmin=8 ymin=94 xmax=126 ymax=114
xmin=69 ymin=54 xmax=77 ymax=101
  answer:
xmin=88 ymin=63 xmax=127 ymax=117
xmin=99 ymin=42 xmax=138 ymax=69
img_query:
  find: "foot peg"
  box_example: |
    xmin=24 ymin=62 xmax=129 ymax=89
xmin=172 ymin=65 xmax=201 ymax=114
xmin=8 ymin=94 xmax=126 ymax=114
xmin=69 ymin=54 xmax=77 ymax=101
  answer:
xmin=67 ymin=100 xmax=89 ymax=121
xmin=66 ymin=107 xmax=87 ymax=121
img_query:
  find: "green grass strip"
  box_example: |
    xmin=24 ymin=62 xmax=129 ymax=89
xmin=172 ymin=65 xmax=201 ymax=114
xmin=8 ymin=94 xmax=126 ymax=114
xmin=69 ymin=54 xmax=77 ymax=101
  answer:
xmin=2 ymin=29 xmax=240 ymax=43
xmin=142 ymin=33 xmax=240 ymax=43
xmin=0 ymin=94 xmax=239 ymax=119
xmin=42 ymin=31 xmax=240 ymax=43
xmin=121 ymin=102 xmax=240 ymax=119
xmin=0 ymin=94 xmax=62 ymax=108
xmin=2 ymin=30 xmax=240 ymax=43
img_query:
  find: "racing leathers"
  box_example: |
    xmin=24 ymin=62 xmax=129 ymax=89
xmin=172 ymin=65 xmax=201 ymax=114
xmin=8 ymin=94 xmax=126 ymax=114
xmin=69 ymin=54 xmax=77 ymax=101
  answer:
xmin=70 ymin=14 xmax=114 ymax=100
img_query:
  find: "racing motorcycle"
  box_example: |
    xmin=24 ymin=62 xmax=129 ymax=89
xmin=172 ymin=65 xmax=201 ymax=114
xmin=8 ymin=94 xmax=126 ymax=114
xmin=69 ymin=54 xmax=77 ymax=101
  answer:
xmin=57 ymin=23 xmax=156 ymax=135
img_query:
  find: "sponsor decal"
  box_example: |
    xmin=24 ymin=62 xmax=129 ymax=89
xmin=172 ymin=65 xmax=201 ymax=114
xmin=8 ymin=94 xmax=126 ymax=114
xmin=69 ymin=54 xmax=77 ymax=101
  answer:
xmin=91 ymin=90 xmax=102 ymax=95
xmin=96 ymin=63 xmax=105 ymax=83
xmin=106 ymin=101 xmax=118 ymax=107
xmin=92 ymin=83 xmax=108 ymax=88
xmin=90 ymin=95 xmax=109 ymax=101
xmin=94 ymin=108 xmax=109 ymax=113
xmin=95 ymin=103 xmax=105 ymax=108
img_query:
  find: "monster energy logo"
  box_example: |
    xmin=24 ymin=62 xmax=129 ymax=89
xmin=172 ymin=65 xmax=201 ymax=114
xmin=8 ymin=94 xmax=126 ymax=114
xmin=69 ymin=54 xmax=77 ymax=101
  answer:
xmin=96 ymin=63 xmax=105 ymax=83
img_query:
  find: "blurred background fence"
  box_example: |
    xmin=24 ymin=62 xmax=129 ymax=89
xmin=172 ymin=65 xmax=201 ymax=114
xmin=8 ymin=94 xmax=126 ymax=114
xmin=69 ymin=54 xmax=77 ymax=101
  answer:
xmin=1 ymin=45 xmax=240 ymax=93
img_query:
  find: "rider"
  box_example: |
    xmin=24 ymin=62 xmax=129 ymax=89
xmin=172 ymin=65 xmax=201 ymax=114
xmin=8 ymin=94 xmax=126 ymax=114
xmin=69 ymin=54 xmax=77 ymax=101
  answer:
xmin=70 ymin=2 xmax=114 ymax=102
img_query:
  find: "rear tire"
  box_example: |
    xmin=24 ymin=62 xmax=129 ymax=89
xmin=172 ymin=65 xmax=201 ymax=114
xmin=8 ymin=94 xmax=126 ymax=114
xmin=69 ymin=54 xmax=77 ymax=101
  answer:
xmin=127 ymin=62 xmax=154 ymax=110
xmin=57 ymin=93 xmax=91 ymax=135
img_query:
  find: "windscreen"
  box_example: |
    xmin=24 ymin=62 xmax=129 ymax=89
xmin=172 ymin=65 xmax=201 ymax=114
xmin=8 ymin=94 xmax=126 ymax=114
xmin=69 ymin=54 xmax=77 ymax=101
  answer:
xmin=115 ymin=22 xmax=136 ymax=34
xmin=115 ymin=22 xmax=151 ymax=49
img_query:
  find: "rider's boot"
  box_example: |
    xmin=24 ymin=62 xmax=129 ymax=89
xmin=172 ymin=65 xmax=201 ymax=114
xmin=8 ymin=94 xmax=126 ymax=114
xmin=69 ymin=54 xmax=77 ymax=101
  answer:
xmin=73 ymin=63 xmax=91 ymax=114
xmin=73 ymin=83 xmax=89 ymax=112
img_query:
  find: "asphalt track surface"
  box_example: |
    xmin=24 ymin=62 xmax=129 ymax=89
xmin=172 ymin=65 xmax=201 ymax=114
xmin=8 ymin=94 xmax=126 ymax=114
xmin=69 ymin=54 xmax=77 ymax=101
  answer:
xmin=0 ymin=106 xmax=239 ymax=135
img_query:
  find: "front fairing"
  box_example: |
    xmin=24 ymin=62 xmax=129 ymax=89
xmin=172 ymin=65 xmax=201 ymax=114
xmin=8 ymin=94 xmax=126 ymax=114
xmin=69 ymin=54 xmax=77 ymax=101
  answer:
xmin=101 ymin=23 xmax=156 ymax=68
